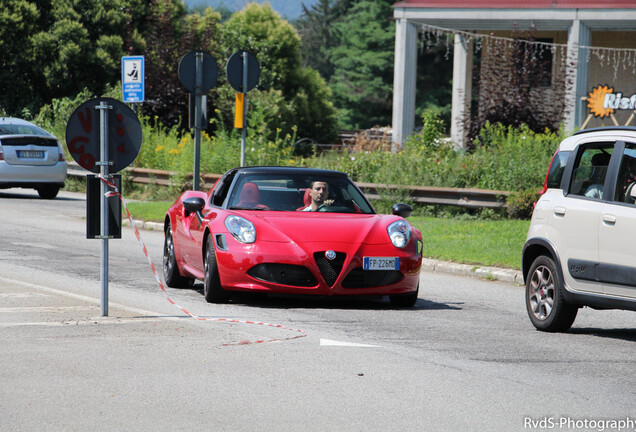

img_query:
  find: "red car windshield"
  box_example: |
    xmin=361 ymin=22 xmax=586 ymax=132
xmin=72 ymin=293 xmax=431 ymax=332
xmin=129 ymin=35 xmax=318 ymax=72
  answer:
xmin=227 ymin=173 xmax=375 ymax=214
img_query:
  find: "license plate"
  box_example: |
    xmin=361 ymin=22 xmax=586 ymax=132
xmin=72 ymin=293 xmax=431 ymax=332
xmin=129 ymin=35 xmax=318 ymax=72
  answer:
xmin=363 ymin=257 xmax=399 ymax=270
xmin=17 ymin=150 xmax=44 ymax=158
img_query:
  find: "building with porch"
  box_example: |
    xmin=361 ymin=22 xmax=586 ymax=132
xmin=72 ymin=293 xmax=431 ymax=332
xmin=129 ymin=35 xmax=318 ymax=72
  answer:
xmin=392 ymin=0 xmax=636 ymax=148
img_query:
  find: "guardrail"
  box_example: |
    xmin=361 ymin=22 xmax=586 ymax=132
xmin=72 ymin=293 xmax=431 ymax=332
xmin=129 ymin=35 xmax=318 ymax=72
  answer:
xmin=67 ymin=163 xmax=509 ymax=209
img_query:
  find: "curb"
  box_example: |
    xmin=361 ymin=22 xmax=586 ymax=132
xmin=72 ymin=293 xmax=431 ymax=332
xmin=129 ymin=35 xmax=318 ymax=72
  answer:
xmin=122 ymin=219 xmax=164 ymax=232
xmin=123 ymin=219 xmax=524 ymax=286
xmin=422 ymin=258 xmax=524 ymax=285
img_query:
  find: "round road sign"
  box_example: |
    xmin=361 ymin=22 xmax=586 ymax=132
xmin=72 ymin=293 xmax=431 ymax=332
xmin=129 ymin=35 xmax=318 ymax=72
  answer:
xmin=226 ymin=51 xmax=260 ymax=93
xmin=65 ymin=98 xmax=142 ymax=173
xmin=178 ymin=51 xmax=219 ymax=93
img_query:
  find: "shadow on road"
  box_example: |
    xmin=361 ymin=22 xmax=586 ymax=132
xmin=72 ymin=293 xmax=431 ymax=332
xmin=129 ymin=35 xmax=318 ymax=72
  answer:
xmin=0 ymin=191 xmax=83 ymax=201
xmin=569 ymin=327 xmax=636 ymax=342
xmin=191 ymin=284 xmax=464 ymax=311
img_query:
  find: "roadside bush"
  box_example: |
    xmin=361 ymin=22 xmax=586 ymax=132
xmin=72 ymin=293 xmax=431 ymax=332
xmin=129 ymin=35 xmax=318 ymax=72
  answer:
xmin=469 ymin=122 xmax=563 ymax=191
xmin=506 ymin=187 xmax=542 ymax=219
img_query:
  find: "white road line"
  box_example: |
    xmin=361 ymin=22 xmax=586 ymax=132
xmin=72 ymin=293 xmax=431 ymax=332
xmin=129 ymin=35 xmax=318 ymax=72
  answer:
xmin=320 ymin=338 xmax=380 ymax=348
xmin=0 ymin=306 xmax=98 ymax=313
xmin=0 ymin=317 xmax=170 ymax=328
xmin=0 ymin=275 xmax=164 ymax=317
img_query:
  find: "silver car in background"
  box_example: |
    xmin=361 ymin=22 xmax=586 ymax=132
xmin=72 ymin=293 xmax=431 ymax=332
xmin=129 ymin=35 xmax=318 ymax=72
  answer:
xmin=0 ymin=118 xmax=66 ymax=199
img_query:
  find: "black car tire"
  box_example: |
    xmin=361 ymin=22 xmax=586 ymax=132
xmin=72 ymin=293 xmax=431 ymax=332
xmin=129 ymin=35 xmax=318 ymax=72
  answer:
xmin=525 ymin=255 xmax=578 ymax=332
xmin=389 ymin=283 xmax=419 ymax=307
xmin=204 ymin=238 xmax=229 ymax=303
xmin=163 ymin=223 xmax=194 ymax=288
xmin=37 ymin=185 xmax=60 ymax=199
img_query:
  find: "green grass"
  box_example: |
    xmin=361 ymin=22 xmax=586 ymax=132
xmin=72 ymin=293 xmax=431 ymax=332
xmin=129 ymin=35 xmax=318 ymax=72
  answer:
xmin=125 ymin=201 xmax=172 ymax=222
xmin=123 ymin=201 xmax=530 ymax=270
xmin=410 ymin=216 xmax=529 ymax=270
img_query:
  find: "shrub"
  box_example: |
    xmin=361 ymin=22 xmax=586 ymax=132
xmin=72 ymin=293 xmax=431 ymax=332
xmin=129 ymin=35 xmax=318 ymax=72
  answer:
xmin=506 ymin=187 xmax=542 ymax=219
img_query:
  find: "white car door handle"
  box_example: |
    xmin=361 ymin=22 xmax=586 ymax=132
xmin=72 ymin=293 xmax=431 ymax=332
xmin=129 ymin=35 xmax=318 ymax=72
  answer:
xmin=602 ymin=214 xmax=617 ymax=225
xmin=554 ymin=207 xmax=566 ymax=216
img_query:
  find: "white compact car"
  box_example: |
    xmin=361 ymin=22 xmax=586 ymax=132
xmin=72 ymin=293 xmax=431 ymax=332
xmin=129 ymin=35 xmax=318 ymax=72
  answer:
xmin=0 ymin=118 xmax=67 ymax=199
xmin=523 ymin=126 xmax=636 ymax=331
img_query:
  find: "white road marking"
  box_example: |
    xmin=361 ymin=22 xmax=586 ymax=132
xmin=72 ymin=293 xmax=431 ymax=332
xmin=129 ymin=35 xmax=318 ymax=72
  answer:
xmin=0 ymin=317 xmax=168 ymax=328
xmin=320 ymin=338 xmax=380 ymax=348
xmin=0 ymin=306 xmax=98 ymax=313
xmin=0 ymin=292 xmax=49 ymax=298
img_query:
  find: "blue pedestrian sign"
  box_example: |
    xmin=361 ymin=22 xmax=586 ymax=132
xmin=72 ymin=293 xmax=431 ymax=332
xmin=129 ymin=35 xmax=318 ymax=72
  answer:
xmin=122 ymin=56 xmax=144 ymax=103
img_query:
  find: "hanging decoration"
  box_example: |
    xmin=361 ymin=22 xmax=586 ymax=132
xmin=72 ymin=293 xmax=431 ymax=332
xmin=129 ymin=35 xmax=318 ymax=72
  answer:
xmin=418 ymin=23 xmax=636 ymax=135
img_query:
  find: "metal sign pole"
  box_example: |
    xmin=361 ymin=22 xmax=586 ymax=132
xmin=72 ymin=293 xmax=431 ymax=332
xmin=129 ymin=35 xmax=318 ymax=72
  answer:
xmin=240 ymin=52 xmax=248 ymax=167
xmin=193 ymin=52 xmax=203 ymax=190
xmin=96 ymin=101 xmax=111 ymax=317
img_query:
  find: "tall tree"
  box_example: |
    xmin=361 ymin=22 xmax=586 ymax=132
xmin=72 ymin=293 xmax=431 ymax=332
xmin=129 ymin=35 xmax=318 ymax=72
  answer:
xmin=219 ymin=2 xmax=337 ymax=142
xmin=329 ymin=0 xmax=395 ymax=130
xmin=0 ymin=0 xmax=148 ymax=117
xmin=141 ymin=0 xmax=221 ymax=130
xmin=0 ymin=0 xmax=41 ymax=115
xmin=295 ymin=0 xmax=353 ymax=82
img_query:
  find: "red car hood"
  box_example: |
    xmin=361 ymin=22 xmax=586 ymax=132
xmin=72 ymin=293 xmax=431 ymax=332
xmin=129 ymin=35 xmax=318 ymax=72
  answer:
xmin=249 ymin=212 xmax=399 ymax=245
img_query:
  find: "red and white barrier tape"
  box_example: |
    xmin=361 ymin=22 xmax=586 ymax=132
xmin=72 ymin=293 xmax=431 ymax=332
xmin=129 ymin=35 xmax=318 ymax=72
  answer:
xmin=99 ymin=175 xmax=306 ymax=346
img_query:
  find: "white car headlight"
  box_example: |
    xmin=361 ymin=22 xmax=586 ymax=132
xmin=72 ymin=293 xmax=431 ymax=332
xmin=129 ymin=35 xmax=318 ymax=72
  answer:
xmin=387 ymin=220 xmax=412 ymax=248
xmin=225 ymin=215 xmax=256 ymax=244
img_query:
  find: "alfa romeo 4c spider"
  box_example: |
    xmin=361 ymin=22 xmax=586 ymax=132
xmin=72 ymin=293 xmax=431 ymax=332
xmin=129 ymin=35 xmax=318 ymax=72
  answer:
xmin=163 ymin=166 xmax=422 ymax=306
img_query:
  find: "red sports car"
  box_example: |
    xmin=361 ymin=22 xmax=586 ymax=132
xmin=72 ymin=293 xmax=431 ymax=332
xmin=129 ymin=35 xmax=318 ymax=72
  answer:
xmin=163 ymin=166 xmax=423 ymax=306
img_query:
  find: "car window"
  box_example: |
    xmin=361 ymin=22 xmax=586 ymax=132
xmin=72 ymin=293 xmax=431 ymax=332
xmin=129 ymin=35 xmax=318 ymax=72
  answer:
xmin=569 ymin=144 xmax=613 ymax=199
xmin=613 ymin=144 xmax=636 ymax=204
xmin=546 ymin=150 xmax=570 ymax=189
xmin=226 ymin=172 xmax=375 ymax=213
xmin=211 ymin=169 xmax=237 ymax=207
xmin=0 ymin=122 xmax=52 ymax=137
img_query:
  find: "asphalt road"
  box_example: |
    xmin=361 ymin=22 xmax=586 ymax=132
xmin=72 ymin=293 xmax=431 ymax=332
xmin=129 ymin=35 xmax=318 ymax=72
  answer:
xmin=1 ymin=188 xmax=635 ymax=432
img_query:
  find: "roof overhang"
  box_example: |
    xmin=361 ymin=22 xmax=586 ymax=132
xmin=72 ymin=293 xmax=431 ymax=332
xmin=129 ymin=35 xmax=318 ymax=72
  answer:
xmin=393 ymin=2 xmax=636 ymax=31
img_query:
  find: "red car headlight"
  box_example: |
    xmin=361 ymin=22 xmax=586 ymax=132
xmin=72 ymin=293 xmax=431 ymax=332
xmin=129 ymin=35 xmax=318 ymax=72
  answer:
xmin=225 ymin=215 xmax=256 ymax=244
xmin=387 ymin=220 xmax=412 ymax=248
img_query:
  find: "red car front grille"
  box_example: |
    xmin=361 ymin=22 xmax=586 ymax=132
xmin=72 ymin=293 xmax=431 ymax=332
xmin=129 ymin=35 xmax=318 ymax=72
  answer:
xmin=314 ymin=252 xmax=346 ymax=287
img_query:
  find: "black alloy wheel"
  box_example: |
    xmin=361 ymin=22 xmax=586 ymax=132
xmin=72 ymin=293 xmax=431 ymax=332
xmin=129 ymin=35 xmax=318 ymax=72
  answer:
xmin=163 ymin=223 xmax=194 ymax=288
xmin=204 ymin=237 xmax=229 ymax=304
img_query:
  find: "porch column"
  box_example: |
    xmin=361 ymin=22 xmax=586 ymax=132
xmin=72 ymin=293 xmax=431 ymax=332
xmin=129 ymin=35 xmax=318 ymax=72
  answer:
xmin=451 ymin=35 xmax=473 ymax=149
xmin=565 ymin=20 xmax=591 ymax=132
xmin=391 ymin=18 xmax=418 ymax=151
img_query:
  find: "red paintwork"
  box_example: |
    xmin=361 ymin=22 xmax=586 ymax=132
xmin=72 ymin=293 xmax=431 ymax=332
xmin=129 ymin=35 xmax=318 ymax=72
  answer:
xmin=393 ymin=0 xmax=636 ymax=8
xmin=166 ymin=187 xmax=422 ymax=298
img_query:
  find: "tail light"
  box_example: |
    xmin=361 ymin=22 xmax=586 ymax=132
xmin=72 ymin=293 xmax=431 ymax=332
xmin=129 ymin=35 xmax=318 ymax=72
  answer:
xmin=0 ymin=145 xmax=3 ymax=161
xmin=541 ymin=150 xmax=559 ymax=195
xmin=58 ymin=143 xmax=65 ymax=161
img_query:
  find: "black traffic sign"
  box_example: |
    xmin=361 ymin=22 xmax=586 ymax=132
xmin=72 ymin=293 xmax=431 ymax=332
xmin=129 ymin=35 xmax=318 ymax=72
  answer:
xmin=65 ymin=98 xmax=142 ymax=173
xmin=178 ymin=51 xmax=218 ymax=93
xmin=226 ymin=51 xmax=260 ymax=93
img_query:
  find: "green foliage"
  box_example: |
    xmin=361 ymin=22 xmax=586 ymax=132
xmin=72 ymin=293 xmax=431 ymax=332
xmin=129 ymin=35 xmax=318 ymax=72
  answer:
xmin=0 ymin=0 xmax=147 ymax=116
xmin=296 ymin=114 xmax=562 ymax=217
xmin=220 ymin=3 xmax=300 ymax=92
xmin=329 ymin=0 xmax=394 ymax=130
xmin=141 ymin=0 xmax=221 ymax=131
xmin=506 ymin=188 xmax=542 ymax=219
xmin=219 ymin=3 xmax=337 ymax=143
xmin=132 ymin=106 xmax=297 ymax=188
xmin=414 ymin=37 xmax=453 ymax=130
xmin=295 ymin=0 xmax=354 ymax=81
xmin=469 ymin=122 xmax=563 ymax=190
